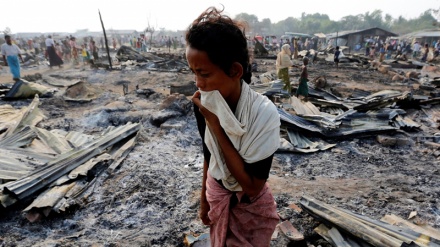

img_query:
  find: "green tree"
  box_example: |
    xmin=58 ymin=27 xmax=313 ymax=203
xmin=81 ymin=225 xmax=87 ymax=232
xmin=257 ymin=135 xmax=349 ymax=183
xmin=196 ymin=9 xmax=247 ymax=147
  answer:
xmin=234 ymin=13 xmax=259 ymax=34
xmin=363 ymin=10 xmax=384 ymax=28
xmin=339 ymin=14 xmax=364 ymax=30
xmin=260 ymin=18 xmax=273 ymax=34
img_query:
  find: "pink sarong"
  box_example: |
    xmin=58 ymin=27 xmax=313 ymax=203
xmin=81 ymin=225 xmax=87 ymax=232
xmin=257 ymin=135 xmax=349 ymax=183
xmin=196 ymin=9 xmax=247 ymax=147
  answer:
xmin=206 ymin=174 xmax=279 ymax=247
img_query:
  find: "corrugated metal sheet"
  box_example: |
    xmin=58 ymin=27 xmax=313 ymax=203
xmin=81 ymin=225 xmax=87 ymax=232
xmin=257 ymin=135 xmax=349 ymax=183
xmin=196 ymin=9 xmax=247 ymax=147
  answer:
xmin=0 ymin=96 xmax=144 ymax=214
xmin=2 ymin=95 xmax=46 ymax=138
xmin=326 ymin=27 xmax=398 ymax=39
xmin=400 ymin=29 xmax=440 ymax=38
xmin=2 ymin=122 xmax=141 ymax=201
xmin=283 ymin=129 xmax=336 ymax=153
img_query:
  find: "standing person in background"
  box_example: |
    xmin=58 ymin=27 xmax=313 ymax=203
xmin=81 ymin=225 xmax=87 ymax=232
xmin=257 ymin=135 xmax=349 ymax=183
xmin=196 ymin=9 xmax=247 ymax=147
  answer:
xmin=385 ymin=42 xmax=392 ymax=59
xmin=166 ymin=37 xmax=171 ymax=53
xmin=27 ymin=39 xmax=33 ymax=51
xmin=1 ymin=35 xmax=24 ymax=81
xmin=369 ymin=45 xmax=376 ymax=60
xmin=379 ymin=44 xmax=386 ymax=62
xmin=136 ymin=38 xmax=141 ymax=52
xmin=69 ymin=37 xmax=80 ymax=65
xmin=365 ymin=41 xmax=370 ymax=56
xmin=45 ymin=35 xmax=63 ymax=68
xmin=296 ymin=56 xmax=309 ymax=101
xmin=62 ymin=39 xmax=71 ymax=62
xmin=90 ymin=40 xmax=98 ymax=61
xmin=413 ymin=41 xmax=421 ymax=59
xmin=81 ymin=44 xmax=91 ymax=66
xmin=279 ymin=38 xmax=283 ymax=52
xmin=112 ymin=38 xmax=117 ymax=51
xmin=421 ymin=43 xmax=429 ymax=62
xmin=293 ymin=37 xmax=299 ymax=59
xmin=394 ymin=43 xmax=402 ymax=59
xmin=173 ymin=37 xmax=178 ymax=50
xmin=33 ymin=39 xmax=40 ymax=55
xmin=276 ymin=44 xmax=293 ymax=93
xmin=55 ymin=41 xmax=63 ymax=60
xmin=186 ymin=7 xmax=280 ymax=247
xmin=334 ymin=46 xmax=341 ymax=69
xmin=180 ymin=35 xmax=186 ymax=49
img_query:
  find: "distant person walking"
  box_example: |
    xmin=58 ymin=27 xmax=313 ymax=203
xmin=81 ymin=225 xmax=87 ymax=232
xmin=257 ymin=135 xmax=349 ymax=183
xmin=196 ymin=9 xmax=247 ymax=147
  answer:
xmin=276 ymin=44 xmax=293 ymax=93
xmin=1 ymin=35 xmax=24 ymax=81
xmin=45 ymin=35 xmax=63 ymax=68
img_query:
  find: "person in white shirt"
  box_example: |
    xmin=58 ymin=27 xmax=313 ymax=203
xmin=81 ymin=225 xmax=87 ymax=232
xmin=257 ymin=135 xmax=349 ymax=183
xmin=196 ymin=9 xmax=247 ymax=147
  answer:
xmin=413 ymin=41 xmax=421 ymax=58
xmin=1 ymin=35 xmax=24 ymax=81
xmin=45 ymin=35 xmax=63 ymax=68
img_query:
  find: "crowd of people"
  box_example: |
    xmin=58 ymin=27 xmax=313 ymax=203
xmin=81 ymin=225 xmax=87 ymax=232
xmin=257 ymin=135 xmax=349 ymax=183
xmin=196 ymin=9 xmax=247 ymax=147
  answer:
xmin=0 ymin=32 xmax=194 ymax=82
xmin=361 ymin=38 xmax=440 ymax=62
xmin=273 ymin=36 xmax=440 ymax=103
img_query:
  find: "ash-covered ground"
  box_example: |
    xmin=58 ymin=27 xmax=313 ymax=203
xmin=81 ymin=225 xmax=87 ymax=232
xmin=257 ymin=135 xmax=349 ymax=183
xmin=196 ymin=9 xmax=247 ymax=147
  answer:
xmin=0 ymin=54 xmax=439 ymax=247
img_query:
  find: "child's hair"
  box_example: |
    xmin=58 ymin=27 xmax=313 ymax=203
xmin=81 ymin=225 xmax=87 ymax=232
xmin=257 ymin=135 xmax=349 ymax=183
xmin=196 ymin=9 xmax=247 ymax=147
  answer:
xmin=336 ymin=46 xmax=340 ymax=50
xmin=185 ymin=7 xmax=251 ymax=83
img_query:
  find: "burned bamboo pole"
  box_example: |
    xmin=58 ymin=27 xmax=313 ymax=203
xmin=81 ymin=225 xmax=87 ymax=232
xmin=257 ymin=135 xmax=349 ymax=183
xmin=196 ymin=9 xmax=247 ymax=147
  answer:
xmin=98 ymin=10 xmax=112 ymax=69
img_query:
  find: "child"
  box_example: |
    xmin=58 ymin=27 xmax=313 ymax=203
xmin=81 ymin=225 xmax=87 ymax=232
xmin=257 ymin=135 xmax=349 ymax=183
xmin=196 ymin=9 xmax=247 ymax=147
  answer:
xmin=81 ymin=44 xmax=90 ymax=65
xmin=187 ymin=7 xmax=280 ymax=246
xmin=334 ymin=46 xmax=340 ymax=69
xmin=296 ymin=56 xmax=309 ymax=101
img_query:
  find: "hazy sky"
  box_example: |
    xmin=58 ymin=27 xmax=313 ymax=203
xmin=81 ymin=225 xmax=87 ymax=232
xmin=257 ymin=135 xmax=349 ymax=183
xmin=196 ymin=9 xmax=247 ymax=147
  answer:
xmin=1 ymin=0 xmax=439 ymax=34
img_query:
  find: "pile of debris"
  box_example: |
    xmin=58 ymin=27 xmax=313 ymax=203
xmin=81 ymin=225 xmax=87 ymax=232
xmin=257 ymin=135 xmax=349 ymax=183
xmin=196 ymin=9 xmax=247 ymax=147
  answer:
xmin=300 ymin=195 xmax=440 ymax=247
xmin=249 ymin=80 xmax=427 ymax=153
xmin=0 ymin=95 xmax=141 ymax=222
xmin=115 ymin=45 xmax=189 ymax=72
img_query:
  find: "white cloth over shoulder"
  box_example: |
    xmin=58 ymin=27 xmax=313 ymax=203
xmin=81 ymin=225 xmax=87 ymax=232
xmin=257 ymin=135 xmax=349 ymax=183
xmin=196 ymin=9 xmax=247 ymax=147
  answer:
xmin=201 ymin=82 xmax=280 ymax=191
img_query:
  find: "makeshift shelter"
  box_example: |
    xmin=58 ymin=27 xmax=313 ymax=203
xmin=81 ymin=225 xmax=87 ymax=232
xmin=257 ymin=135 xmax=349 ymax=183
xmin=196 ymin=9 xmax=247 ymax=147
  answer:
xmin=399 ymin=29 xmax=440 ymax=46
xmin=326 ymin=27 xmax=398 ymax=51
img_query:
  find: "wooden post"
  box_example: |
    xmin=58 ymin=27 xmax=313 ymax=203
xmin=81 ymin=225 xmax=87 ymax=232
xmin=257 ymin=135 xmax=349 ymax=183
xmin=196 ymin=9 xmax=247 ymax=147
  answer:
xmin=99 ymin=10 xmax=112 ymax=70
